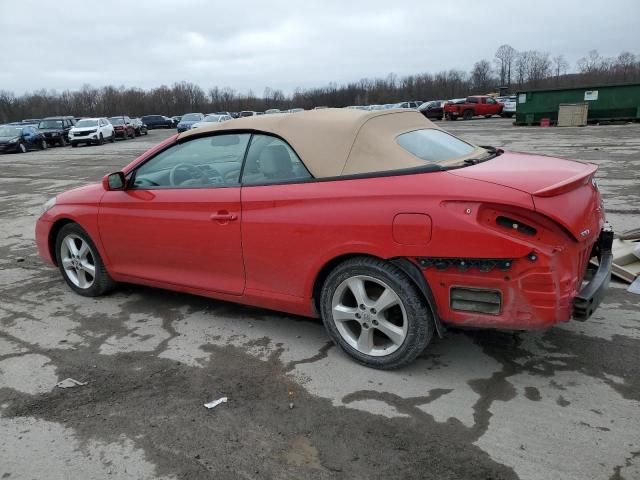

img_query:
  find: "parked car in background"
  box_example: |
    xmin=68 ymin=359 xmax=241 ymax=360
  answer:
xmin=501 ymin=96 xmax=517 ymax=118
xmin=109 ymin=116 xmax=135 ymax=139
xmin=190 ymin=114 xmax=232 ymax=129
xmin=21 ymin=119 xmax=41 ymax=125
xmin=444 ymin=95 xmax=503 ymax=120
xmin=176 ymin=113 xmax=204 ymax=132
xmin=287 ymin=108 xmax=304 ymax=113
xmin=38 ymin=116 xmax=76 ymax=146
xmin=171 ymin=116 xmax=182 ymax=125
xmin=141 ymin=115 xmax=174 ymax=129
xmin=69 ymin=118 xmax=115 ymax=147
xmin=239 ymin=111 xmax=259 ymax=117
xmin=264 ymin=109 xmax=282 ymax=114
xmin=394 ymin=101 xmax=421 ymax=109
xmin=36 ymin=108 xmax=612 ymax=369
xmin=131 ymin=118 xmax=148 ymax=136
xmin=367 ymin=105 xmax=386 ymax=111
xmin=418 ymin=100 xmax=445 ymax=120
xmin=0 ymin=124 xmax=48 ymax=153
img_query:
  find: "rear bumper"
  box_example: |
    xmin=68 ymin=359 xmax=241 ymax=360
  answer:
xmin=573 ymin=225 xmax=613 ymax=321
xmin=421 ymin=227 xmax=612 ymax=330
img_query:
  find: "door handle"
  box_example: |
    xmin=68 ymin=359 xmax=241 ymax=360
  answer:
xmin=210 ymin=211 xmax=238 ymax=222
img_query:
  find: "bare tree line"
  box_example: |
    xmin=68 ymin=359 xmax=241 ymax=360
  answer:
xmin=1 ymin=46 xmax=639 ymax=123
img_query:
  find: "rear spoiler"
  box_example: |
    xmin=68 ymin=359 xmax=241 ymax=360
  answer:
xmin=533 ymin=163 xmax=598 ymax=197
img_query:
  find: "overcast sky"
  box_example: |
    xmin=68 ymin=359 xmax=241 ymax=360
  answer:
xmin=1 ymin=0 xmax=638 ymax=95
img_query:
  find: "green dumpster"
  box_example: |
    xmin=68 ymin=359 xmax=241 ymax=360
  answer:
xmin=515 ymin=82 xmax=640 ymax=125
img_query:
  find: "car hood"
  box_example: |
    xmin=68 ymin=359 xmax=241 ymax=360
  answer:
xmin=57 ymin=183 xmax=104 ymax=204
xmin=448 ymin=151 xmax=602 ymax=241
xmin=0 ymin=135 xmax=19 ymax=143
xmin=38 ymin=128 xmax=63 ymax=134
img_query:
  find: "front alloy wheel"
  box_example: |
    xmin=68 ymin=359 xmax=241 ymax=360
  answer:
xmin=321 ymin=257 xmax=434 ymax=369
xmin=60 ymin=234 xmax=96 ymax=289
xmin=55 ymin=223 xmax=115 ymax=296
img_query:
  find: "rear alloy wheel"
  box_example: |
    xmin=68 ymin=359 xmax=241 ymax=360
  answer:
xmin=55 ymin=223 xmax=115 ymax=297
xmin=98 ymin=133 xmax=104 ymax=145
xmin=321 ymin=257 xmax=434 ymax=369
xmin=18 ymin=142 xmax=27 ymax=153
xmin=40 ymin=139 xmax=47 ymax=150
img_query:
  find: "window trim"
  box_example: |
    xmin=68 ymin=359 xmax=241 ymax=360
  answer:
xmin=239 ymin=132 xmax=314 ymax=187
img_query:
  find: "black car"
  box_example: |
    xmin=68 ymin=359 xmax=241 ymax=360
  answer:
xmin=141 ymin=115 xmax=174 ymax=129
xmin=38 ymin=116 xmax=76 ymax=146
xmin=0 ymin=125 xmax=48 ymax=154
xmin=418 ymin=100 xmax=445 ymax=120
xmin=131 ymin=118 xmax=148 ymax=136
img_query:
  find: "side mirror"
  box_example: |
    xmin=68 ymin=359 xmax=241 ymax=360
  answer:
xmin=103 ymin=172 xmax=126 ymax=191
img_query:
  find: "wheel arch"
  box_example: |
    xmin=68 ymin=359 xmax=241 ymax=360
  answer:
xmin=48 ymin=218 xmax=77 ymax=266
xmin=311 ymin=254 xmax=444 ymax=338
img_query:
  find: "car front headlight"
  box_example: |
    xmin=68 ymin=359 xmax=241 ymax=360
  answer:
xmin=42 ymin=196 xmax=57 ymax=214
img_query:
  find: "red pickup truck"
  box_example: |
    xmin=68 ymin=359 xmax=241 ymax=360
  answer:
xmin=444 ymin=95 xmax=503 ymax=120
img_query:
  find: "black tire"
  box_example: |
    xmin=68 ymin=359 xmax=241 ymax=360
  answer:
xmin=40 ymin=139 xmax=48 ymax=150
xmin=59 ymin=136 xmax=67 ymax=147
xmin=110 ymin=132 xmax=115 ymax=143
xmin=446 ymin=113 xmax=456 ymax=121
xmin=463 ymin=110 xmax=473 ymax=120
xmin=55 ymin=223 xmax=116 ymax=297
xmin=18 ymin=142 xmax=27 ymax=153
xmin=320 ymin=256 xmax=434 ymax=369
xmin=98 ymin=133 xmax=104 ymax=145
xmin=71 ymin=142 xmax=78 ymax=148
xmin=484 ymin=114 xmax=493 ymax=118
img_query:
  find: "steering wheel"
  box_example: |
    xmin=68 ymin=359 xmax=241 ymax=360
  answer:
xmin=169 ymin=163 xmax=204 ymax=186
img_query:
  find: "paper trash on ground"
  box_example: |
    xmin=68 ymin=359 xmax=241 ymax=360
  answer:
xmin=204 ymin=397 xmax=228 ymax=409
xmin=55 ymin=378 xmax=88 ymax=389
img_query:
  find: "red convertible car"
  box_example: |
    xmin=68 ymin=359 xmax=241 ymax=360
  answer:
xmin=36 ymin=109 xmax=612 ymax=369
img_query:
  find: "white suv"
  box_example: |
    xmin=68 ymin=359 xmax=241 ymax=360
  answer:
xmin=501 ymin=96 xmax=517 ymax=118
xmin=69 ymin=118 xmax=115 ymax=147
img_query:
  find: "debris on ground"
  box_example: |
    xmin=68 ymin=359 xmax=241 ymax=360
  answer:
xmin=55 ymin=378 xmax=88 ymax=389
xmin=204 ymin=397 xmax=228 ymax=409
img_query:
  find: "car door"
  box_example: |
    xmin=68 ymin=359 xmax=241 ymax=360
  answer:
xmin=239 ymin=134 xmax=315 ymax=296
xmin=98 ymin=133 xmax=251 ymax=295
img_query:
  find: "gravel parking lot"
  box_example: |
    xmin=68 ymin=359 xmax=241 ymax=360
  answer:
xmin=1 ymin=118 xmax=639 ymax=480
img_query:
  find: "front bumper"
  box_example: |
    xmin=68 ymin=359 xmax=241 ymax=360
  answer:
xmin=573 ymin=225 xmax=614 ymax=321
xmin=0 ymin=143 xmax=19 ymax=153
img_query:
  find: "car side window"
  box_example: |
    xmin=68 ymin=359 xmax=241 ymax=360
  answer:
xmin=131 ymin=134 xmax=250 ymax=189
xmin=241 ymin=135 xmax=312 ymax=185
xmin=486 ymin=97 xmax=496 ymax=104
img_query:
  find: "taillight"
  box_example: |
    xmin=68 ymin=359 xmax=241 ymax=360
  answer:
xmin=496 ymin=216 xmax=537 ymax=236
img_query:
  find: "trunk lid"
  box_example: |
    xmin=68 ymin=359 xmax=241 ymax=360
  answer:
xmin=448 ymin=151 xmax=603 ymax=242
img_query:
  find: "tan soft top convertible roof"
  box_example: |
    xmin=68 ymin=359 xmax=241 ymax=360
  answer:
xmin=179 ymin=108 xmax=480 ymax=178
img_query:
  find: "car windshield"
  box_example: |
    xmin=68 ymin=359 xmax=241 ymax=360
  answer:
xmin=38 ymin=120 xmax=63 ymax=129
xmin=396 ymin=129 xmax=479 ymax=165
xmin=182 ymin=114 xmax=201 ymax=121
xmin=76 ymin=119 xmax=98 ymax=128
xmin=109 ymin=118 xmax=125 ymax=125
xmin=204 ymin=115 xmax=222 ymax=122
xmin=0 ymin=126 xmax=21 ymax=136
